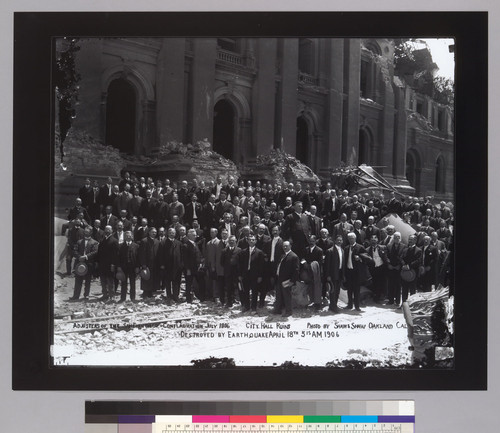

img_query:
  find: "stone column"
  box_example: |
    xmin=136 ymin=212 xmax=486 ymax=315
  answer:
xmin=392 ymin=85 xmax=407 ymax=181
xmin=141 ymin=100 xmax=157 ymax=155
xmin=156 ymin=38 xmax=186 ymax=146
xmin=325 ymin=38 xmax=344 ymax=169
xmin=244 ymin=38 xmax=256 ymax=68
xmin=239 ymin=118 xmax=253 ymax=164
xmin=189 ymin=38 xmax=217 ymax=145
xmin=276 ymin=38 xmax=299 ymax=155
xmin=252 ymin=38 xmax=277 ymax=158
xmin=342 ymin=38 xmax=361 ymax=165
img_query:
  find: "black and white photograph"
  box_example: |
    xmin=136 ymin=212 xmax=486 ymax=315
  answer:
xmin=52 ymin=35 xmax=456 ymax=369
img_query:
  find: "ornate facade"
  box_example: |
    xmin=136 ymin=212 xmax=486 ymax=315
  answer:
xmin=69 ymin=37 xmax=454 ymax=199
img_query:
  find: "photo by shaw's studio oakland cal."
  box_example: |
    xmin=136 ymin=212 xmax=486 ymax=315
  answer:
xmin=52 ymin=37 xmax=455 ymax=369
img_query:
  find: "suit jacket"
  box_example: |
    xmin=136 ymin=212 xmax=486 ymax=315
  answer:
xmin=364 ymin=225 xmax=381 ymax=243
xmin=169 ymin=201 xmax=185 ymax=222
xmin=202 ymin=202 xmax=218 ymax=230
xmin=112 ymin=230 xmax=126 ymax=245
xmin=366 ymin=244 xmax=389 ymax=267
xmin=138 ymin=237 xmax=160 ymax=269
xmin=317 ymin=237 xmax=334 ymax=253
xmin=73 ymin=237 xmax=99 ymax=264
xmin=154 ymin=202 xmax=170 ymax=227
xmin=220 ymin=245 xmax=241 ymax=276
xmin=219 ymin=222 xmax=237 ymax=238
xmin=364 ymin=206 xmax=381 ymax=222
xmin=277 ymin=251 xmax=300 ymax=284
xmin=238 ymin=247 xmax=265 ymax=280
xmin=282 ymin=212 xmax=312 ymax=255
xmin=262 ymin=236 xmax=284 ymax=264
xmin=117 ymin=217 xmax=132 ymax=232
xmin=386 ymin=242 xmax=405 ymax=268
xmin=422 ymin=245 xmax=438 ymax=268
xmin=96 ymin=234 xmax=119 ymax=269
xmin=101 ymin=214 xmax=118 ymax=230
xmin=214 ymin=200 xmax=234 ymax=221
xmin=184 ymin=201 xmax=203 ymax=225
xmin=205 ymin=238 xmax=224 ymax=276
xmin=305 ymin=245 xmax=324 ymax=265
xmin=332 ymin=221 xmax=354 ymax=244
xmin=134 ymin=225 xmax=149 ymax=242
xmin=117 ymin=240 xmax=139 ymax=270
xmin=183 ymin=239 xmax=204 ymax=273
xmin=67 ymin=206 xmax=90 ymax=223
xmin=353 ymin=228 xmax=366 ymax=246
xmin=98 ymin=184 xmax=115 ymax=207
xmin=292 ymin=190 xmax=310 ymax=210
xmin=159 ymin=238 xmax=183 ymax=276
xmin=78 ymin=186 xmax=94 ymax=209
xmin=138 ymin=197 xmax=158 ymax=224
xmin=309 ymin=214 xmax=323 ymax=238
xmin=401 ymin=245 xmax=423 ymax=270
xmin=127 ymin=196 xmax=143 ymax=218
xmin=91 ymin=227 xmax=105 ymax=243
xmin=113 ymin=192 xmax=132 ymax=215
xmin=343 ymin=243 xmax=370 ymax=271
xmin=324 ymin=245 xmax=344 ymax=281
xmin=255 ymin=234 xmax=271 ymax=251
xmin=322 ymin=197 xmax=340 ymax=221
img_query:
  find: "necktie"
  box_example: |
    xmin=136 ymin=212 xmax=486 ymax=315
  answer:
xmin=248 ymin=248 xmax=252 ymax=270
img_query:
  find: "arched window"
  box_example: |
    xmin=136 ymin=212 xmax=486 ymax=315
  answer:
xmin=105 ymin=78 xmax=136 ymax=154
xmin=406 ymin=149 xmax=421 ymax=196
xmin=435 ymin=155 xmax=446 ymax=193
xmin=213 ymin=99 xmax=236 ymax=160
xmin=358 ymin=127 xmax=371 ymax=165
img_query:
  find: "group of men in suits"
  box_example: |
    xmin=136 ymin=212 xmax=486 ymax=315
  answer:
xmin=63 ymin=172 xmax=453 ymax=313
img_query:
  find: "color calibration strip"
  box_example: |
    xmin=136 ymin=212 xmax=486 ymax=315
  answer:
xmin=85 ymin=401 xmax=414 ymax=433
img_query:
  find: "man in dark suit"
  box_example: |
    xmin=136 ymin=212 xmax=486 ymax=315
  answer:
xmin=324 ymin=235 xmax=344 ymax=312
xmin=184 ymin=194 xmax=203 ymax=228
xmin=292 ymin=182 xmax=310 ymax=211
xmin=419 ymin=235 xmax=438 ymax=292
xmin=65 ymin=219 xmax=85 ymax=276
xmin=272 ymin=240 xmax=300 ymax=317
xmin=97 ymin=225 xmax=119 ymax=301
xmin=91 ymin=219 xmax=105 ymax=243
xmin=116 ymin=231 xmax=139 ymax=302
xmin=98 ymin=176 xmax=115 ymax=212
xmin=332 ymin=213 xmax=353 ymax=245
xmin=78 ymin=178 xmax=94 ymax=211
xmin=262 ymin=225 xmax=284 ymax=297
xmin=67 ymin=197 xmax=91 ymax=224
xmin=322 ymin=190 xmax=340 ymax=226
xmin=364 ymin=201 xmax=381 ymax=225
xmin=220 ymin=235 xmax=241 ymax=307
xmin=344 ymin=232 xmax=371 ymax=311
xmin=68 ymin=227 xmax=99 ymax=301
xmin=134 ymin=218 xmax=149 ymax=242
xmin=308 ymin=205 xmax=323 ymax=238
xmin=401 ymin=234 xmax=422 ymax=303
xmin=282 ymin=201 xmax=312 ymax=259
xmin=386 ymin=231 xmax=405 ymax=306
xmin=138 ymin=227 xmax=160 ymax=298
xmin=202 ymin=194 xmax=218 ymax=236
xmin=219 ymin=212 xmax=237 ymax=239
xmin=304 ymin=235 xmax=324 ymax=310
xmin=214 ymin=190 xmax=234 ymax=223
xmin=386 ymin=191 xmax=403 ymax=216
xmin=364 ymin=216 xmax=380 ymax=246
xmin=366 ymin=234 xmax=389 ymax=303
xmin=183 ymin=228 xmax=206 ymax=302
xmin=237 ymin=234 xmax=265 ymax=313
xmin=101 ymin=205 xmax=118 ymax=231
xmin=127 ymin=188 xmax=143 ymax=219
xmin=138 ymin=189 xmax=158 ymax=226
xmin=352 ymin=220 xmax=366 ymax=246
xmin=159 ymin=228 xmax=184 ymax=302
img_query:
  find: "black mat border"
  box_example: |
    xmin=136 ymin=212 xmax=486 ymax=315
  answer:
xmin=13 ymin=11 xmax=487 ymax=390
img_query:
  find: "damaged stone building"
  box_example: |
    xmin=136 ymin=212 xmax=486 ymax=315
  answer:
xmin=67 ymin=37 xmax=454 ymax=200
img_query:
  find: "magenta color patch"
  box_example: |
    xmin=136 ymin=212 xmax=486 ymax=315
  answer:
xmin=192 ymin=416 xmax=231 ymax=423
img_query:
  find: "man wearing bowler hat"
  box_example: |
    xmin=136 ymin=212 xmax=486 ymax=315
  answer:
xmin=68 ymin=227 xmax=98 ymax=301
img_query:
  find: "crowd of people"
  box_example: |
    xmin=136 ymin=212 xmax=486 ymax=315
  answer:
xmin=60 ymin=171 xmax=454 ymax=316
